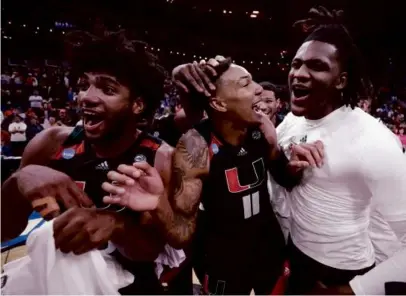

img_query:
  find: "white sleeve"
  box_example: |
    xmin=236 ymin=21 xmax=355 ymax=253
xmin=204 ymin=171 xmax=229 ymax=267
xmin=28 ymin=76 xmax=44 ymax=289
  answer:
xmin=349 ymin=248 xmax=406 ymax=295
xmin=361 ymin=134 xmax=406 ymax=241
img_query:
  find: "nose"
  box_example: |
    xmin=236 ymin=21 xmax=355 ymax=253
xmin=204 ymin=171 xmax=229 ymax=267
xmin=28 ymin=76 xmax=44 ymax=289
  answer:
xmin=78 ymin=86 xmax=102 ymax=107
xmin=291 ymin=64 xmax=310 ymax=82
xmin=254 ymin=83 xmax=263 ymax=96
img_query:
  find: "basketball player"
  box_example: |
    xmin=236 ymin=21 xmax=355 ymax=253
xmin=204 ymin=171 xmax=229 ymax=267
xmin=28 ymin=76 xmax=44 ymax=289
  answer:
xmin=272 ymin=7 xmax=406 ymax=294
xmin=103 ymin=58 xmax=324 ymax=295
xmin=1 ymin=30 xmax=183 ymax=294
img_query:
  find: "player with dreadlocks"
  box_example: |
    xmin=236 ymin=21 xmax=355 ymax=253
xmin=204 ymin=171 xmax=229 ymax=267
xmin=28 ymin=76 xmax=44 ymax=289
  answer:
xmin=272 ymin=6 xmax=406 ymax=294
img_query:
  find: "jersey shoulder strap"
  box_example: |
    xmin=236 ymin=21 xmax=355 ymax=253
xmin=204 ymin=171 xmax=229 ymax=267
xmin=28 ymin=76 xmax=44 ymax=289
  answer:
xmin=62 ymin=125 xmax=85 ymax=147
xmin=193 ymin=119 xmax=223 ymax=162
xmin=138 ymin=132 xmax=163 ymax=151
xmin=193 ymin=119 xmax=212 ymax=145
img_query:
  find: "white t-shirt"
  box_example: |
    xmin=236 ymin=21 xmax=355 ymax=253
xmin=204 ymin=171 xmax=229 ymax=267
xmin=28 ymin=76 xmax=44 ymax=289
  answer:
xmin=29 ymin=95 xmax=43 ymax=108
xmin=8 ymin=122 xmax=27 ymax=142
xmin=275 ymin=106 xmax=406 ymax=270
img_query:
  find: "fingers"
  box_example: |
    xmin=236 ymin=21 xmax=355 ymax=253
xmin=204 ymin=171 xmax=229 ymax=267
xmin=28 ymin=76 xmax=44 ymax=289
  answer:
xmin=101 ymin=182 xmax=126 ymax=196
xmin=288 ymin=160 xmax=311 ymax=170
xmin=194 ymin=62 xmax=216 ymax=92
xmin=189 ymin=63 xmax=210 ymax=97
xmin=117 ymin=164 xmax=145 ymax=178
xmin=107 ymin=170 xmax=135 ymax=186
xmin=69 ymin=182 xmax=94 ymax=207
xmin=173 ymin=80 xmax=189 ymax=93
xmin=292 ymin=141 xmax=324 ymax=168
xmin=102 ymin=194 xmax=123 ymax=205
xmin=207 ymin=58 xmax=220 ymax=68
xmin=215 ymin=55 xmax=226 ymax=62
xmin=132 ymin=161 xmax=159 ymax=177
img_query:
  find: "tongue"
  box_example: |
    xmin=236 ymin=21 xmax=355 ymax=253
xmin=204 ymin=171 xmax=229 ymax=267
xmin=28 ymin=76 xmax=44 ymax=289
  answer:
xmin=87 ymin=118 xmax=102 ymax=126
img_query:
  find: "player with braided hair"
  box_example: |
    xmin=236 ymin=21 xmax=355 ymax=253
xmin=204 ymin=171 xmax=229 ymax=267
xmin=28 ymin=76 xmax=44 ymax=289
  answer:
xmin=273 ymin=6 xmax=406 ymax=294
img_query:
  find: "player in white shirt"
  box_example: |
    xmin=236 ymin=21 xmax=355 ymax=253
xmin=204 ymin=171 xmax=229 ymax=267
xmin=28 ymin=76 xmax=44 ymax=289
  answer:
xmin=274 ymin=7 xmax=406 ymax=294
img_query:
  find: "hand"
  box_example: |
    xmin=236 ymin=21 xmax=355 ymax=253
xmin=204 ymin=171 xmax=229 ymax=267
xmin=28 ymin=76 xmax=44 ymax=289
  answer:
xmin=255 ymin=110 xmax=277 ymax=148
xmin=53 ymin=207 xmax=118 ymax=255
xmin=171 ymin=56 xmax=225 ymax=96
xmin=102 ymin=162 xmax=164 ymax=212
xmin=288 ymin=141 xmax=324 ymax=173
xmin=15 ymin=165 xmax=93 ymax=219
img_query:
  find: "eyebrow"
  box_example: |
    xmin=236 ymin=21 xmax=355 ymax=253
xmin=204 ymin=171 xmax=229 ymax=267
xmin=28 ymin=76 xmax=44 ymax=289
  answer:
xmin=293 ymin=57 xmax=330 ymax=66
xmin=97 ymin=76 xmax=120 ymax=86
xmin=238 ymin=75 xmax=251 ymax=81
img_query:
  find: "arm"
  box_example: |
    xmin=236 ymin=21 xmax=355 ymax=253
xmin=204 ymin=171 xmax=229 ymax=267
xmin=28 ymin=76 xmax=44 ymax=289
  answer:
xmin=1 ymin=127 xmax=71 ymax=241
xmin=363 ymin=141 xmax=406 ymax=245
xmin=151 ymin=129 xmax=209 ymax=249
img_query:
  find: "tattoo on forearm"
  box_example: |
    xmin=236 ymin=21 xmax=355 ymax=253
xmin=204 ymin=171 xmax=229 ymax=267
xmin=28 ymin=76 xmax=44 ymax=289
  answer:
xmin=172 ymin=166 xmax=185 ymax=197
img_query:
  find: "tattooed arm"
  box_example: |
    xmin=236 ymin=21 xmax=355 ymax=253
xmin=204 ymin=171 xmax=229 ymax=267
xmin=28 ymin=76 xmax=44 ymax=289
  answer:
xmin=151 ymin=129 xmax=209 ymax=249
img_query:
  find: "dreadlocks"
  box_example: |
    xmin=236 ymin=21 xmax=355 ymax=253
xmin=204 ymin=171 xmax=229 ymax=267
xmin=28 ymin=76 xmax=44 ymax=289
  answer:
xmin=293 ymin=6 xmax=373 ymax=108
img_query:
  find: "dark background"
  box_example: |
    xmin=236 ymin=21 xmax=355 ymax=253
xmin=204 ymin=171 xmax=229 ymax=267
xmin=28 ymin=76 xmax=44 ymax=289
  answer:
xmin=2 ymin=0 xmax=405 ymax=88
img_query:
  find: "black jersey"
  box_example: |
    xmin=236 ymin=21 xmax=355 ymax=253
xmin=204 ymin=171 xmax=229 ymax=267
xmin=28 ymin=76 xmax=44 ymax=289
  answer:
xmin=49 ymin=125 xmax=162 ymax=212
xmin=194 ymin=120 xmax=285 ymax=273
xmin=49 ymin=126 xmax=165 ymax=294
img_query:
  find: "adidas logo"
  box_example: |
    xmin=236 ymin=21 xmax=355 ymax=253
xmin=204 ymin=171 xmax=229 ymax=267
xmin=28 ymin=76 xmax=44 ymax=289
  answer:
xmin=237 ymin=147 xmax=247 ymax=156
xmin=95 ymin=161 xmax=109 ymax=171
xmin=300 ymin=135 xmax=307 ymax=143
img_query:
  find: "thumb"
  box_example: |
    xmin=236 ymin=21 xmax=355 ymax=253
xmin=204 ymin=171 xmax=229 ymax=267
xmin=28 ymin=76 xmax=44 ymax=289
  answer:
xmin=288 ymin=160 xmax=310 ymax=170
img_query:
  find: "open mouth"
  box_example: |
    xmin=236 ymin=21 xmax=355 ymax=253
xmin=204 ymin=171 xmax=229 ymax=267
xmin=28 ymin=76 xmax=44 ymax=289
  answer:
xmin=292 ymin=87 xmax=311 ymax=99
xmin=82 ymin=110 xmax=105 ymax=130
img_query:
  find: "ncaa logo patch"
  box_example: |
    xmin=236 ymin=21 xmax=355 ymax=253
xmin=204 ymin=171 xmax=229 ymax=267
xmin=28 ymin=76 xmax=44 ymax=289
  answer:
xmin=153 ymin=131 xmax=160 ymax=137
xmin=134 ymin=154 xmax=147 ymax=163
xmin=62 ymin=148 xmax=76 ymax=159
xmin=211 ymin=143 xmax=219 ymax=154
xmin=252 ymin=131 xmax=261 ymax=140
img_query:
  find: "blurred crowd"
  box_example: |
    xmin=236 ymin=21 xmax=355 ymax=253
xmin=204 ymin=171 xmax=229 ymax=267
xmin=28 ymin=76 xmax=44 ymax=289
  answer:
xmin=1 ymin=63 xmax=405 ymax=157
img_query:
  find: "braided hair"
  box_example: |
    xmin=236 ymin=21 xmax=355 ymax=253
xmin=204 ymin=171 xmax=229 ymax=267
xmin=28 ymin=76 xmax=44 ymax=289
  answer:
xmin=65 ymin=30 xmax=168 ymax=119
xmin=293 ymin=6 xmax=373 ymax=108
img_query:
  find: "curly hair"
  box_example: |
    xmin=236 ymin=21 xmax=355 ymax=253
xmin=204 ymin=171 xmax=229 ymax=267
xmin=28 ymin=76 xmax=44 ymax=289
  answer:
xmin=293 ymin=6 xmax=373 ymax=108
xmin=65 ymin=30 xmax=168 ymax=119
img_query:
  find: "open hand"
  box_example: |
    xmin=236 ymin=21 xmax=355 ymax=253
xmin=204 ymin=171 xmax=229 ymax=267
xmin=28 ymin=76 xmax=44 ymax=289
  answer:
xmin=102 ymin=162 xmax=164 ymax=212
xmin=288 ymin=141 xmax=324 ymax=173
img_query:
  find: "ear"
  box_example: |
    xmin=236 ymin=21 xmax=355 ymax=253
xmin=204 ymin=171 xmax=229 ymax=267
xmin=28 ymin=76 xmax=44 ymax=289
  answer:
xmin=335 ymin=72 xmax=348 ymax=90
xmin=132 ymin=97 xmax=144 ymax=115
xmin=209 ymin=97 xmax=227 ymax=113
xmin=276 ymin=98 xmax=281 ymax=109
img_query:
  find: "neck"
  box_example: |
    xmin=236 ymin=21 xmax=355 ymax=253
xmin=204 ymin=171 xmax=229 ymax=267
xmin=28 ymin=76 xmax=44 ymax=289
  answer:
xmin=211 ymin=115 xmax=247 ymax=146
xmin=305 ymin=100 xmax=343 ymax=120
xmin=91 ymin=126 xmax=140 ymax=158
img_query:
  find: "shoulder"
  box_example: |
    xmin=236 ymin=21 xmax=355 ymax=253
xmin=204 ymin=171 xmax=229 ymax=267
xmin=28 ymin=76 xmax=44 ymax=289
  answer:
xmin=20 ymin=126 xmax=74 ymax=168
xmin=178 ymin=128 xmax=208 ymax=153
xmin=155 ymin=142 xmax=174 ymax=186
xmin=175 ymin=129 xmax=209 ymax=174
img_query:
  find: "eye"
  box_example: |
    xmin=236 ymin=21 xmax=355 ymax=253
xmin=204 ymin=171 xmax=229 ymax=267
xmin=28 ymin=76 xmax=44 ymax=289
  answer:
xmin=78 ymin=81 xmax=90 ymax=91
xmin=102 ymin=86 xmax=116 ymax=95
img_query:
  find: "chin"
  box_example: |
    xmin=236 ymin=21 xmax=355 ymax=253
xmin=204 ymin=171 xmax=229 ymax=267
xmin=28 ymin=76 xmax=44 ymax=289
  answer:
xmin=290 ymin=104 xmax=307 ymax=117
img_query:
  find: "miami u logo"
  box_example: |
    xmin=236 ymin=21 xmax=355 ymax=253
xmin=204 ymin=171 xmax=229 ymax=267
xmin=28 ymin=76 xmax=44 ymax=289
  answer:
xmin=224 ymin=158 xmax=265 ymax=193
